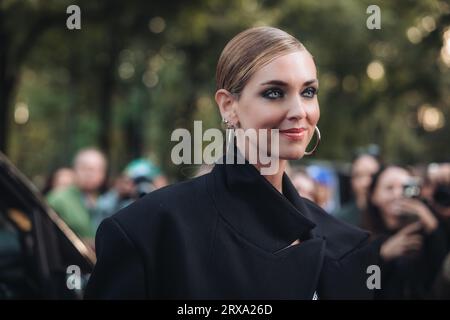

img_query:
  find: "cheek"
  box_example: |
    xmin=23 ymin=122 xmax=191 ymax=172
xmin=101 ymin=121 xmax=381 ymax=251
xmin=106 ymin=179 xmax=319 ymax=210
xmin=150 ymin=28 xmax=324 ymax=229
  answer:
xmin=352 ymin=178 xmax=361 ymax=188
xmin=381 ymin=211 xmax=398 ymax=229
xmin=239 ymin=102 xmax=287 ymax=129
xmin=373 ymin=192 xmax=397 ymax=221
xmin=356 ymin=176 xmax=372 ymax=190
xmin=307 ymin=103 xmax=320 ymax=124
xmin=371 ymin=191 xmax=385 ymax=208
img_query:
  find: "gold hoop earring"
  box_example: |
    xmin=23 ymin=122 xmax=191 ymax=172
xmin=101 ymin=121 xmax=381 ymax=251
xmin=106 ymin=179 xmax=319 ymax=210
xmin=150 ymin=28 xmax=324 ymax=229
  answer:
xmin=304 ymin=126 xmax=321 ymax=156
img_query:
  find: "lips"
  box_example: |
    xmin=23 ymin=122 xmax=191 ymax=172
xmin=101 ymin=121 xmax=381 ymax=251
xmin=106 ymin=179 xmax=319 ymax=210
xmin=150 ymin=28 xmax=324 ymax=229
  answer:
xmin=279 ymin=127 xmax=307 ymax=141
xmin=280 ymin=128 xmax=306 ymax=134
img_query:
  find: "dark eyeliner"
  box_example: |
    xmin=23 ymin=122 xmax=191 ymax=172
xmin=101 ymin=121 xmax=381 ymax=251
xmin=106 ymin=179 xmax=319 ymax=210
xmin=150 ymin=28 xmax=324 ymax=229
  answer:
xmin=261 ymin=87 xmax=284 ymax=99
xmin=302 ymin=87 xmax=318 ymax=98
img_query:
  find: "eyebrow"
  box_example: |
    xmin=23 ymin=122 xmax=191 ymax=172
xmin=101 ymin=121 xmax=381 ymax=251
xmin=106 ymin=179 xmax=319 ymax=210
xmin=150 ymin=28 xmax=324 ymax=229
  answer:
xmin=260 ymin=79 xmax=319 ymax=87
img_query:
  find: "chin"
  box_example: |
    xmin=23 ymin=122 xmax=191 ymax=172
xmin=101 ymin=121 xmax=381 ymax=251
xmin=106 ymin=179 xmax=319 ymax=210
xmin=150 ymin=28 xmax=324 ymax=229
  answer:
xmin=279 ymin=148 xmax=305 ymax=160
xmin=386 ymin=219 xmax=400 ymax=231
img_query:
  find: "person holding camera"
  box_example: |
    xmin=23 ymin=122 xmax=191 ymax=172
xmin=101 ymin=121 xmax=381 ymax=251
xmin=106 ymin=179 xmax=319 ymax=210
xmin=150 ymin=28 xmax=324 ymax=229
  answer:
xmin=422 ymin=163 xmax=450 ymax=299
xmin=96 ymin=159 xmax=166 ymax=223
xmin=423 ymin=163 xmax=450 ymax=232
xmin=363 ymin=165 xmax=447 ymax=299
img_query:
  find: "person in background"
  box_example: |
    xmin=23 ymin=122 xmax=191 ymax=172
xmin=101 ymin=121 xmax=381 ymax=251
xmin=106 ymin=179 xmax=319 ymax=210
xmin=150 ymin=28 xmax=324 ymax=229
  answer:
xmin=47 ymin=148 xmax=107 ymax=244
xmin=334 ymin=153 xmax=380 ymax=226
xmin=96 ymin=174 xmax=138 ymax=227
xmin=423 ymin=163 xmax=450 ymax=226
xmin=290 ymin=167 xmax=318 ymax=203
xmin=422 ymin=162 xmax=450 ymax=299
xmin=125 ymin=158 xmax=168 ymax=190
xmin=97 ymin=158 xmax=169 ymax=223
xmin=364 ymin=165 xmax=447 ymax=299
xmin=124 ymin=158 xmax=167 ymax=194
xmin=306 ymin=165 xmax=338 ymax=212
xmin=42 ymin=167 xmax=75 ymax=195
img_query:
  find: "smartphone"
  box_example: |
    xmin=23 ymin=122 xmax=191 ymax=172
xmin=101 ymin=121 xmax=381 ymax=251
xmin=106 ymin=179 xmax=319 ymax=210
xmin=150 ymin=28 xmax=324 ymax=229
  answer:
xmin=397 ymin=213 xmax=420 ymax=228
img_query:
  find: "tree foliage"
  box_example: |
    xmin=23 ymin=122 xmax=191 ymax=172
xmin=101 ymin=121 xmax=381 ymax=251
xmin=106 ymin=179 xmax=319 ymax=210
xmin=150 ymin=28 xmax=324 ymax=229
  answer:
xmin=1 ymin=0 xmax=449 ymax=182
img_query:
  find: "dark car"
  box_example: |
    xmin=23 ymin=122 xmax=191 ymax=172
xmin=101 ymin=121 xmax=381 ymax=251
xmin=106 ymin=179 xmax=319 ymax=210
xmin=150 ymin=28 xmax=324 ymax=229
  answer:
xmin=0 ymin=152 xmax=95 ymax=299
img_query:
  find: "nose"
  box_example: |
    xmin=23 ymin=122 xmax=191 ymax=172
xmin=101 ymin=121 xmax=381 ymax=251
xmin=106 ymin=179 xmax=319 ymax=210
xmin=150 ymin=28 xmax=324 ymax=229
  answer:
xmin=286 ymin=95 xmax=307 ymax=121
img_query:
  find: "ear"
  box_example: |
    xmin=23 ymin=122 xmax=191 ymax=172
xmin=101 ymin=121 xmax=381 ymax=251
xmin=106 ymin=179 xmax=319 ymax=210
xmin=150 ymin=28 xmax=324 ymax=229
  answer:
xmin=215 ymin=89 xmax=239 ymax=127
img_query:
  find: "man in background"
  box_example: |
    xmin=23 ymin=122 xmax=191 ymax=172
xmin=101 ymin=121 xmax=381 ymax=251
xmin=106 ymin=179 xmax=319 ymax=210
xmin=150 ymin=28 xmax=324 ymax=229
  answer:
xmin=47 ymin=148 xmax=107 ymax=244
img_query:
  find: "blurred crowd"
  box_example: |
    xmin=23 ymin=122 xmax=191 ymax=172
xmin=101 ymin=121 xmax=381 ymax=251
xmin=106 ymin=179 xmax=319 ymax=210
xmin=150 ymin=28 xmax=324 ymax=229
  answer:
xmin=290 ymin=150 xmax=450 ymax=299
xmin=43 ymin=146 xmax=450 ymax=299
xmin=43 ymin=148 xmax=168 ymax=248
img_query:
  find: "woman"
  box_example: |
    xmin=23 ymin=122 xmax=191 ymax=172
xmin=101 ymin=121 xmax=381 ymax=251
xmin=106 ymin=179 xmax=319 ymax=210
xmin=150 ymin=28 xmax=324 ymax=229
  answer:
xmin=363 ymin=166 xmax=447 ymax=299
xmin=334 ymin=152 xmax=380 ymax=226
xmin=85 ymin=27 xmax=380 ymax=299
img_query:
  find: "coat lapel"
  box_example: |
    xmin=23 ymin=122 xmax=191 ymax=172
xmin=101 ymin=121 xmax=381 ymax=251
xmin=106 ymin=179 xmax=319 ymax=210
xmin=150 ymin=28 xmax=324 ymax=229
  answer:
xmin=207 ymin=153 xmax=326 ymax=298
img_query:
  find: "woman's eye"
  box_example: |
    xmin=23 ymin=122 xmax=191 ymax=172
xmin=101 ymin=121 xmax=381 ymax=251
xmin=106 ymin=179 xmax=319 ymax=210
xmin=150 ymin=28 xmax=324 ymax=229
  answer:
xmin=262 ymin=88 xmax=284 ymax=99
xmin=302 ymin=87 xmax=317 ymax=98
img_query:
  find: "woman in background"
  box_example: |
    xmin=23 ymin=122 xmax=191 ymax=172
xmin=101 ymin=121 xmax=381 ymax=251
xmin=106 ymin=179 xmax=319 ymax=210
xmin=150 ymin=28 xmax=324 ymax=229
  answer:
xmin=364 ymin=165 xmax=447 ymax=299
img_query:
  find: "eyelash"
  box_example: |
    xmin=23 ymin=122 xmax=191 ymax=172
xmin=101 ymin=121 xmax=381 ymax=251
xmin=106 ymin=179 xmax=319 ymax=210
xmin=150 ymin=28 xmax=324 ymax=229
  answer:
xmin=261 ymin=87 xmax=318 ymax=100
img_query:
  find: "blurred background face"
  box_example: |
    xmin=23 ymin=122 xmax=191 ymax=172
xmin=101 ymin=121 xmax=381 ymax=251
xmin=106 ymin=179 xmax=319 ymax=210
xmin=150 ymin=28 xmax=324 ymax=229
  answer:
xmin=74 ymin=151 xmax=107 ymax=193
xmin=371 ymin=167 xmax=412 ymax=230
xmin=292 ymin=172 xmax=316 ymax=202
xmin=115 ymin=175 xmax=136 ymax=198
xmin=234 ymin=50 xmax=320 ymax=161
xmin=426 ymin=163 xmax=450 ymax=219
xmin=52 ymin=168 xmax=75 ymax=191
xmin=351 ymin=155 xmax=380 ymax=204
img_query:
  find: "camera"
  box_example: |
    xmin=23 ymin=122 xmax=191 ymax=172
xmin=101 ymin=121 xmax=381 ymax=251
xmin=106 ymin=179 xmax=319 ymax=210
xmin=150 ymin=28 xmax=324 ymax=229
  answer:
xmin=397 ymin=178 xmax=422 ymax=228
xmin=433 ymin=184 xmax=450 ymax=208
xmin=133 ymin=176 xmax=155 ymax=198
xmin=403 ymin=178 xmax=421 ymax=199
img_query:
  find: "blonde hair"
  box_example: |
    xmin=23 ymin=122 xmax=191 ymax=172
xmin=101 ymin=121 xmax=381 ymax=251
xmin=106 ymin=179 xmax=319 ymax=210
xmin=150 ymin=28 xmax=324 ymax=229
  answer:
xmin=216 ymin=26 xmax=306 ymax=95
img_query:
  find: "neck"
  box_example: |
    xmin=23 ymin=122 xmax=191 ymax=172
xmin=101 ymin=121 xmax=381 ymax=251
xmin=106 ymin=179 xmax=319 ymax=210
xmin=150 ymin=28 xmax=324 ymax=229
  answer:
xmin=355 ymin=195 xmax=367 ymax=210
xmin=234 ymin=135 xmax=286 ymax=193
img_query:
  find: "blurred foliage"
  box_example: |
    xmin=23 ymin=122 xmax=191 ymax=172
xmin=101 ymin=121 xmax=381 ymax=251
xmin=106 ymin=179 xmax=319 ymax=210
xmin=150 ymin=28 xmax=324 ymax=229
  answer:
xmin=1 ymin=0 xmax=450 ymax=184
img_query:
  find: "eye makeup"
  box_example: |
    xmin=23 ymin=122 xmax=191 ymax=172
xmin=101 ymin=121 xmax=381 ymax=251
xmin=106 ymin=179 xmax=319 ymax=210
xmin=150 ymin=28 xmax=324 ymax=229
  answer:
xmin=261 ymin=87 xmax=285 ymax=99
xmin=260 ymin=86 xmax=318 ymax=100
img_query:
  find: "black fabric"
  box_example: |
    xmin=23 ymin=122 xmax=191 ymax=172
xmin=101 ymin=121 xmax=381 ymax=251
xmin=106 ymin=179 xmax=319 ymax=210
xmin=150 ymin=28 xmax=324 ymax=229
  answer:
xmin=85 ymin=156 xmax=381 ymax=299
xmin=376 ymin=225 xmax=448 ymax=299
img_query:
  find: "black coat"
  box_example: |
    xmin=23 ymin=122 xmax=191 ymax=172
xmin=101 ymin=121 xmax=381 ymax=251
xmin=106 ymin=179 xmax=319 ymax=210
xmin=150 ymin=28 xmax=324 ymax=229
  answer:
xmin=376 ymin=224 xmax=448 ymax=299
xmin=85 ymin=157 xmax=381 ymax=299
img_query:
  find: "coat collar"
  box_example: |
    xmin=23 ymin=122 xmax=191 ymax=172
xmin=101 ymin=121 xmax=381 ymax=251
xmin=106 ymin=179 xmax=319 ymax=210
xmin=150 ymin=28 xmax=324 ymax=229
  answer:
xmin=207 ymin=147 xmax=369 ymax=259
xmin=208 ymin=150 xmax=317 ymax=254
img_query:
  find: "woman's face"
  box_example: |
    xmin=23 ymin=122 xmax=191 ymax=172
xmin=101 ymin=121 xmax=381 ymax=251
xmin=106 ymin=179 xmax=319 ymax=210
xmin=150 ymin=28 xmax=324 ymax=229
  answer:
xmin=371 ymin=167 xmax=412 ymax=230
xmin=351 ymin=155 xmax=380 ymax=203
xmin=231 ymin=50 xmax=320 ymax=160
